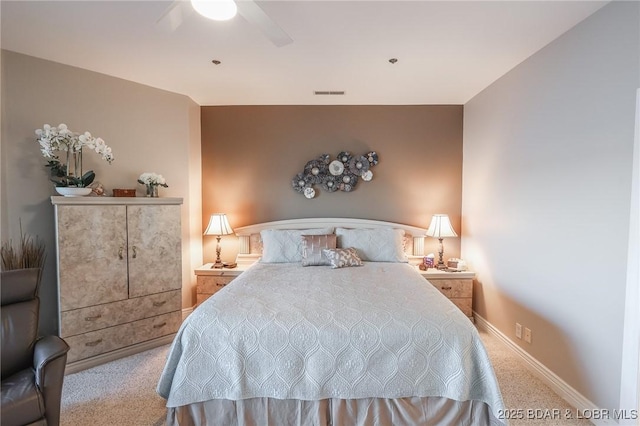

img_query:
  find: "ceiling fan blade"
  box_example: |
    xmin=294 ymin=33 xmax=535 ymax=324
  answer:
xmin=236 ymin=0 xmax=293 ymax=47
xmin=157 ymin=0 xmax=193 ymax=32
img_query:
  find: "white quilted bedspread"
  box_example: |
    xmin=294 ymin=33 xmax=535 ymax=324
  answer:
xmin=157 ymin=262 xmax=505 ymax=420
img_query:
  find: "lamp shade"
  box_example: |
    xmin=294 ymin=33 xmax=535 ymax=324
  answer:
xmin=426 ymin=214 xmax=458 ymax=238
xmin=204 ymin=214 xmax=234 ymax=236
xmin=191 ymin=0 xmax=237 ymax=21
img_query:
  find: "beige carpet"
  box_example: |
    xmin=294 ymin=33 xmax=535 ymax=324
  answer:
xmin=61 ymin=345 xmax=168 ymax=426
xmin=60 ymin=329 xmax=593 ymax=425
xmin=478 ymin=330 xmax=593 ymax=426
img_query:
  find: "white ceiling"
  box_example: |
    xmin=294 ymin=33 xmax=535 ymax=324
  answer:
xmin=1 ymin=1 xmax=607 ymax=106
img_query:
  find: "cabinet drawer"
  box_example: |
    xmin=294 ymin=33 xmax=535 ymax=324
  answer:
xmin=65 ymin=311 xmax=181 ymax=363
xmin=429 ymin=279 xmax=472 ymax=298
xmin=197 ymin=276 xmax=234 ymax=293
xmin=60 ymin=290 xmax=181 ymax=338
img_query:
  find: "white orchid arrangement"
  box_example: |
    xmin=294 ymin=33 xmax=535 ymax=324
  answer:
xmin=137 ymin=173 xmax=168 ymax=187
xmin=36 ymin=123 xmax=114 ymax=187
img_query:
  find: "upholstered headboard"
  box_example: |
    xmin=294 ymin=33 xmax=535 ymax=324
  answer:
xmin=234 ymin=217 xmax=428 ymax=266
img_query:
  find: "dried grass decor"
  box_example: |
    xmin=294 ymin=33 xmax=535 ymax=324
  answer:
xmin=1 ymin=224 xmax=46 ymax=271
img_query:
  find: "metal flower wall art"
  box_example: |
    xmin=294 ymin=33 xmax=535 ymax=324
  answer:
xmin=292 ymin=151 xmax=379 ymax=199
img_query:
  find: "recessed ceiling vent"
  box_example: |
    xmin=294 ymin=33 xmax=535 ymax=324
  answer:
xmin=314 ymin=91 xmax=346 ymax=96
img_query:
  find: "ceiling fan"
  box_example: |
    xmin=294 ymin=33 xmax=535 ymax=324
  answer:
xmin=157 ymin=0 xmax=293 ymax=47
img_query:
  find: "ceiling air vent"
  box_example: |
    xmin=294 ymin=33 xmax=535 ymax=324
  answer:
xmin=314 ymin=91 xmax=346 ymax=96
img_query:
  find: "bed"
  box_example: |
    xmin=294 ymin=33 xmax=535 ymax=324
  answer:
xmin=157 ymin=218 xmax=506 ymax=426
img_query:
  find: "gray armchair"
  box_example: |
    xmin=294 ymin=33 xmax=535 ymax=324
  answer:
xmin=1 ymin=269 xmax=70 ymax=426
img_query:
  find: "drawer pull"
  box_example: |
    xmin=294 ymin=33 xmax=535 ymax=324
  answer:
xmin=118 ymin=246 xmax=124 ymax=260
xmin=441 ymin=286 xmax=452 ymax=290
xmin=132 ymin=246 xmax=138 ymax=259
xmin=216 ymin=282 xmax=227 ymax=287
xmin=84 ymin=314 xmax=102 ymax=321
xmin=85 ymin=339 xmax=103 ymax=347
xmin=153 ymin=322 xmax=167 ymax=329
xmin=153 ymin=301 xmax=167 ymax=307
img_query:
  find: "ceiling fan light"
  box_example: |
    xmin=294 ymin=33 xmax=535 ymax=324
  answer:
xmin=191 ymin=0 xmax=237 ymax=21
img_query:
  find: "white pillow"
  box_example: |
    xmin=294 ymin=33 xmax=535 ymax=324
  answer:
xmin=260 ymin=228 xmax=334 ymax=263
xmin=335 ymin=227 xmax=408 ymax=263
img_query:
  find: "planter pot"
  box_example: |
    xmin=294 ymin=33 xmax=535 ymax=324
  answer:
xmin=55 ymin=187 xmax=92 ymax=197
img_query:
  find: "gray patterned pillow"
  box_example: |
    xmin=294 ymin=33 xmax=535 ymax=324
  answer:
xmin=322 ymin=247 xmax=363 ymax=269
xmin=301 ymin=234 xmax=337 ymax=266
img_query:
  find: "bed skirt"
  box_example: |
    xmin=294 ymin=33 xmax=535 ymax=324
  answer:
xmin=166 ymin=396 xmax=504 ymax=426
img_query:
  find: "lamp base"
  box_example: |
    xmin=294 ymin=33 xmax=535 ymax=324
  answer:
xmin=212 ymin=236 xmax=224 ymax=269
xmin=436 ymin=238 xmax=447 ymax=270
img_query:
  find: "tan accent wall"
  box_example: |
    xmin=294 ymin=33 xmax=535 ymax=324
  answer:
xmin=201 ymin=105 xmax=464 ymax=264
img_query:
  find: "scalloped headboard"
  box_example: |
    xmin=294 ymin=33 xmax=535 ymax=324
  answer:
xmin=234 ymin=217 xmax=427 ymax=266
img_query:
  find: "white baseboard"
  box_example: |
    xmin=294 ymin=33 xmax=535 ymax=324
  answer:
xmin=182 ymin=305 xmax=194 ymax=321
xmin=474 ymin=313 xmax=619 ymax=426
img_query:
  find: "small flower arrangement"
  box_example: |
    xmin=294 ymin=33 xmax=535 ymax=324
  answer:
xmin=137 ymin=173 xmax=168 ymax=187
xmin=36 ymin=123 xmax=114 ymax=187
xmin=138 ymin=173 xmax=168 ymax=197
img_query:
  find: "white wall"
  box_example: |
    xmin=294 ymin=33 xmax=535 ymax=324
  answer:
xmin=620 ymin=89 xmax=640 ymax=421
xmin=0 ymin=50 xmax=201 ymax=335
xmin=463 ymin=1 xmax=639 ymax=412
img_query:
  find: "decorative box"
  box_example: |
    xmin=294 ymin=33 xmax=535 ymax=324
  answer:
xmin=113 ymin=189 xmax=136 ymax=197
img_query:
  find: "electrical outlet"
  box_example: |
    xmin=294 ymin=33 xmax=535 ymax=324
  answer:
xmin=515 ymin=323 xmax=522 ymax=339
xmin=524 ymin=327 xmax=532 ymax=343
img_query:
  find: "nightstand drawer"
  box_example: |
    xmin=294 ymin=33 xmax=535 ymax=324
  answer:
xmin=196 ymin=293 xmax=215 ymax=306
xmin=419 ymin=270 xmax=475 ymax=321
xmin=429 ymin=279 xmax=472 ymax=298
xmin=194 ymin=264 xmax=251 ymax=308
xmin=197 ymin=275 xmax=234 ymax=293
xmin=450 ymin=298 xmax=472 ymax=317
xmin=196 ymin=275 xmax=236 ymax=306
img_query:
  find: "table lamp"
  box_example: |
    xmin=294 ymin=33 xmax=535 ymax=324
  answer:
xmin=204 ymin=213 xmax=234 ymax=268
xmin=426 ymin=214 xmax=458 ymax=269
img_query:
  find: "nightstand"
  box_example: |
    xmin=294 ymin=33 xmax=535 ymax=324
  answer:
xmin=194 ymin=263 xmax=250 ymax=306
xmin=418 ymin=268 xmax=475 ymax=321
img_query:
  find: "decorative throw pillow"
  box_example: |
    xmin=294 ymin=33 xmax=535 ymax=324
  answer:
xmin=335 ymin=227 xmax=408 ymax=262
xmin=301 ymin=234 xmax=337 ymax=266
xmin=260 ymin=228 xmax=334 ymax=263
xmin=322 ymin=247 xmax=363 ymax=269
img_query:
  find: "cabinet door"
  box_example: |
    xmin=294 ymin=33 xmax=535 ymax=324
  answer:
xmin=127 ymin=205 xmax=181 ymax=298
xmin=57 ymin=205 xmax=128 ymax=311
